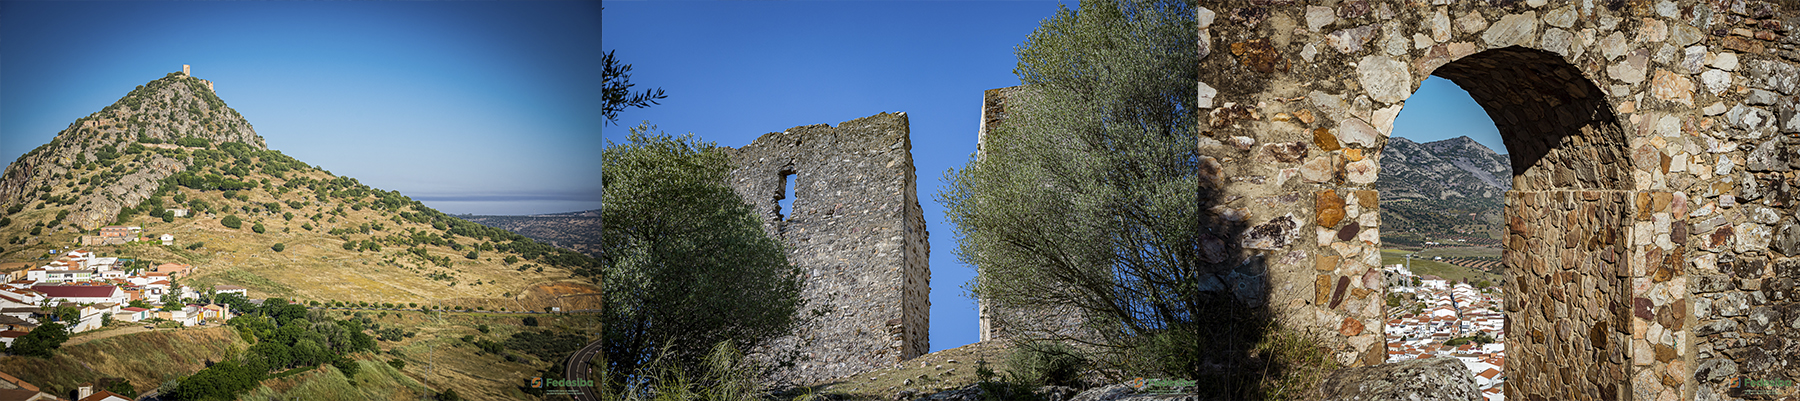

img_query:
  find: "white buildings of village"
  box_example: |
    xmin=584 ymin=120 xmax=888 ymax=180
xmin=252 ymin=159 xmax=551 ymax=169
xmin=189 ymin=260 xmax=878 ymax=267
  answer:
xmin=1383 ymin=263 xmax=1508 ymax=401
xmin=0 ymin=246 xmax=243 ymax=348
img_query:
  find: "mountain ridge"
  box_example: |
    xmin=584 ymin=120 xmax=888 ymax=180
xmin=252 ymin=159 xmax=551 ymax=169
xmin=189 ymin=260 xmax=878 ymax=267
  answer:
xmin=1376 ymin=135 xmax=1511 ymax=246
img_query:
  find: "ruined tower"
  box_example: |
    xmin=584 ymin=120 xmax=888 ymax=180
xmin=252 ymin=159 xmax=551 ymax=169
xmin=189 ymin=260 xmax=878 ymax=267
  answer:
xmin=725 ymin=112 xmax=930 ymax=385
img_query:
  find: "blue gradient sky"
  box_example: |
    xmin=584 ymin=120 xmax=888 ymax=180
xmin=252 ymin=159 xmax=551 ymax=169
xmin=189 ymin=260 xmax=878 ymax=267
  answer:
xmin=615 ymin=2 xmax=1502 ymax=353
xmin=0 ymin=1 xmax=603 ymax=215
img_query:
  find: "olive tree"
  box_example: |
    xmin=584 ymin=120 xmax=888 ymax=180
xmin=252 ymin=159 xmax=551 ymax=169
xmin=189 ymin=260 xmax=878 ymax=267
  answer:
xmin=941 ymin=0 xmax=1201 ymax=381
xmin=601 ymin=124 xmax=804 ymax=391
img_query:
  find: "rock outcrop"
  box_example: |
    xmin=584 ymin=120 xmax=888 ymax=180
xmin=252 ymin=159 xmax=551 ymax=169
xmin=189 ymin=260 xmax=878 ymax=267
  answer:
xmin=1315 ymin=357 xmax=1478 ymax=401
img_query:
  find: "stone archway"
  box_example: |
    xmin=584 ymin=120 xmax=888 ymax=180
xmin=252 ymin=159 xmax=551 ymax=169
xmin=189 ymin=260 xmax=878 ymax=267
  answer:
xmin=1192 ymin=2 xmax=1800 ymax=400
xmin=1432 ymin=46 xmax=1636 ymax=401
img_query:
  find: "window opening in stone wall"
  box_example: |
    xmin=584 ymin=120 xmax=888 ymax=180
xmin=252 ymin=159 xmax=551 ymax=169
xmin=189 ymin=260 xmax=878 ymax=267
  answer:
xmin=1377 ymin=75 xmax=1510 ymax=393
xmin=778 ymin=170 xmax=796 ymax=220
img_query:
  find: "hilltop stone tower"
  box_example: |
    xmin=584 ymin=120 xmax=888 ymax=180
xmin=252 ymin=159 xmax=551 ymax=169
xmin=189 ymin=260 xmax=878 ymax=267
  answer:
xmin=182 ymin=64 xmax=189 ymax=76
xmin=724 ymin=112 xmax=930 ymax=386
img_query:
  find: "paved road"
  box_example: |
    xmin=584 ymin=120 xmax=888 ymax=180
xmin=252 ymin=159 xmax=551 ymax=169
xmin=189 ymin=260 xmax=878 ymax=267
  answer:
xmin=565 ymin=338 xmax=603 ymax=401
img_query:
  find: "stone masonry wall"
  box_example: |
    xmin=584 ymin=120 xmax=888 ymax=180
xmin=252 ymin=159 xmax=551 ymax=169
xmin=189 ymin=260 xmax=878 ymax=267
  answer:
xmin=1200 ymin=1 xmax=1800 ymax=400
xmin=724 ymin=112 xmax=930 ymax=386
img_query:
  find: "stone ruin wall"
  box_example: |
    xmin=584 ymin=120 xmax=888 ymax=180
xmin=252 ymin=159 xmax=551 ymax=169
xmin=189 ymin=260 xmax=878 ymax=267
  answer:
xmin=1200 ymin=1 xmax=1800 ymax=400
xmin=724 ymin=112 xmax=930 ymax=386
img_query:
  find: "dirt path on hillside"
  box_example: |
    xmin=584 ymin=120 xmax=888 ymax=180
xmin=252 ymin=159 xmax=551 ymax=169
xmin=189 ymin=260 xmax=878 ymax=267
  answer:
xmin=64 ymin=326 xmax=156 ymax=346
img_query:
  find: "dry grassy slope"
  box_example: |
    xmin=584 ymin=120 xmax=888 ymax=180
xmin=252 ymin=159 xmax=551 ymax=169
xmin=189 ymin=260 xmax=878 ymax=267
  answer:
xmin=265 ymin=310 xmax=599 ymax=401
xmin=0 ymin=325 xmax=248 ymax=396
xmin=792 ymin=341 xmax=1015 ymax=400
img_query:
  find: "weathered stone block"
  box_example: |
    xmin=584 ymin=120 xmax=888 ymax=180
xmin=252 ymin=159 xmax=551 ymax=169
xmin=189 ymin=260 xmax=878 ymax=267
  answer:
xmin=1317 ymin=357 xmax=1479 ymax=401
xmin=1317 ymin=191 xmax=1346 ymax=227
xmin=1242 ymin=214 xmax=1300 ymax=250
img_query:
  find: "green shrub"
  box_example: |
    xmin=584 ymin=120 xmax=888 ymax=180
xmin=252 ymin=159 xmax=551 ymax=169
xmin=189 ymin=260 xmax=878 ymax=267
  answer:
xmin=601 ymin=341 xmax=762 ymax=401
xmin=1004 ymin=341 xmax=1088 ymax=387
xmin=975 ymin=359 xmax=1047 ymax=401
xmin=271 ymin=243 xmax=285 ymax=252
xmin=221 ymin=215 xmax=242 ymax=229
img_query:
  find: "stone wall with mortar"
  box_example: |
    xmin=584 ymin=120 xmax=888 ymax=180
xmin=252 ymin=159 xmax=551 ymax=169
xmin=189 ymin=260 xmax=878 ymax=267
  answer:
xmin=1200 ymin=1 xmax=1799 ymax=400
xmin=724 ymin=112 xmax=930 ymax=386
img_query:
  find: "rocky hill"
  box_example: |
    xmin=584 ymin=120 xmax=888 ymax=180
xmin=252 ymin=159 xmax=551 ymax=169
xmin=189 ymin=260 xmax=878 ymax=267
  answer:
xmin=1376 ymin=136 xmax=1511 ymax=200
xmin=0 ymin=71 xmax=600 ymax=310
xmin=0 ymin=73 xmax=263 ymax=230
xmin=1376 ymin=136 xmax=1511 ymax=246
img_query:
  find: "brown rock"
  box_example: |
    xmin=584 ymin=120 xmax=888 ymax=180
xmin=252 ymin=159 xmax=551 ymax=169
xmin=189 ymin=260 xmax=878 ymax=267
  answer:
xmin=1338 ymin=222 xmax=1361 ymax=241
xmin=1296 ymin=109 xmax=1316 ymax=124
xmin=1318 ymin=254 xmax=1340 ymax=272
xmin=1633 ymin=297 xmax=1653 ymax=320
xmin=1653 ymin=344 xmax=1676 ymax=363
xmin=1317 ymin=275 xmax=1333 ymax=304
xmin=1344 ymin=148 xmax=1364 ymax=162
xmin=1590 ymin=321 xmax=1609 ymax=349
xmin=1340 ymin=317 xmax=1365 ymax=336
xmin=1721 ymin=35 xmax=1764 ymax=54
xmin=1355 ymin=190 xmax=1377 ymax=208
xmin=1314 ymin=127 xmax=1342 ymax=151
xmin=1330 ymin=276 xmax=1350 ymax=309
xmin=1655 ymin=304 xmax=1683 ymax=331
xmin=1318 ymin=191 xmax=1346 ymax=227
xmin=1352 ymin=287 xmax=1371 ymax=299
xmin=1652 ymin=192 xmax=1671 ymax=212
xmin=1261 ymin=141 xmax=1309 ymax=163
xmin=1635 ymin=192 xmax=1653 ymax=220
xmin=1230 ymin=38 xmax=1288 ymax=74
xmin=1711 ymin=225 xmax=1735 ymax=250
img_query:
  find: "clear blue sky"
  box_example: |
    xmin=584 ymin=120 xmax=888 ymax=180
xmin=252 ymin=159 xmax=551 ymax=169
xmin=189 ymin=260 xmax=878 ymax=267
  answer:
xmin=1393 ymin=76 xmax=1504 ymax=153
xmin=602 ymin=2 xmax=1500 ymax=353
xmin=1 ymin=1 xmax=603 ymax=215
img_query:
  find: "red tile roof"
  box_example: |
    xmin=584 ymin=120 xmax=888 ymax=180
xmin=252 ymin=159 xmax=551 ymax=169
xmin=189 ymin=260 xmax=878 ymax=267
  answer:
xmin=79 ymin=390 xmax=131 ymax=401
xmin=30 ymin=285 xmax=119 ymax=298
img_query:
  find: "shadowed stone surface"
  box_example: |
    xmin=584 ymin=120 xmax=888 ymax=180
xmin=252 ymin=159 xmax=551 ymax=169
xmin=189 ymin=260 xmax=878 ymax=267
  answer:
xmin=1318 ymin=357 xmax=1480 ymax=401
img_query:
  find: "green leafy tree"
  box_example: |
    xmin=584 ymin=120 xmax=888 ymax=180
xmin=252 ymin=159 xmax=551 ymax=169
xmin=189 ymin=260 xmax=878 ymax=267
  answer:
xmin=221 ymin=215 xmax=242 ymax=229
xmin=601 ymin=50 xmax=666 ymax=125
xmin=252 ymin=222 xmax=265 ymax=233
xmin=272 ymin=243 xmax=285 ymax=252
xmin=9 ymin=322 xmax=69 ymax=357
xmin=941 ymin=0 xmax=1199 ymax=382
xmin=601 ymin=125 xmax=804 ymax=387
